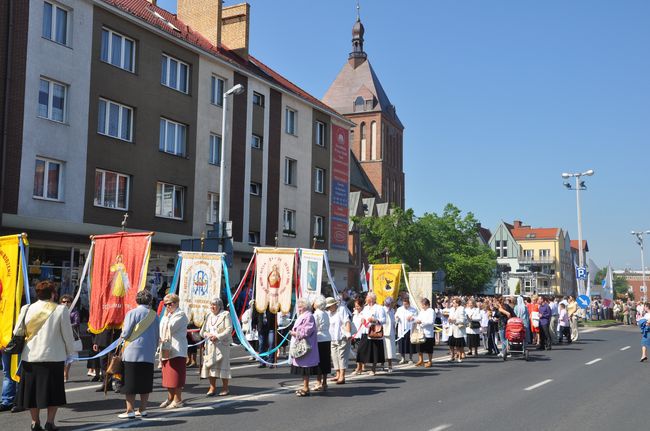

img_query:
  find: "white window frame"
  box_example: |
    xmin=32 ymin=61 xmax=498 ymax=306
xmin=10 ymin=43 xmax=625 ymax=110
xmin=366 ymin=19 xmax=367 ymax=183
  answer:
xmin=251 ymin=134 xmax=262 ymax=149
xmin=283 ymin=209 xmax=296 ymax=235
xmin=98 ymin=98 xmax=133 ymax=142
xmin=33 ymin=157 xmax=63 ymax=201
xmin=159 ymin=117 xmax=187 ymax=156
xmin=253 ymin=92 xmax=265 ymax=107
xmin=155 ymin=182 xmax=184 ymax=220
xmin=210 ymin=75 xmax=224 ymax=106
xmin=250 ymin=182 xmax=261 ymax=196
xmin=161 ymin=53 xmax=189 ymax=93
xmin=523 ymin=249 xmax=534 ymax=259
xmin=314 ymin=167 xmax=325 ymax=194
xmin=206 ymin=192 xmax=219 ymax=224
xmin=540 ymin=249 xmax=551 ymax=258
xmin=209 ymin=133 xmax=221 ymax=165
xmin=285 ymin=107 xmax=297 ymax=135
xmin=284 ymin=158 xmax=297 ymax=186
xmin=100 ymin=27 xmax=136 ymax=72
xmin=313 ymin=215 xmax=324 ymax=238
xmin=315 ymin=121 xmax=326 ymax=147
xmin=248 ymin=231 xmax=260 ymax=245
xmin=38 ymin=77 xmax=67 ymax=123
xmin=42 ymin=1 xmax=69 ymax=46
xmin=94 ymin=169 xmax=130 ymax=210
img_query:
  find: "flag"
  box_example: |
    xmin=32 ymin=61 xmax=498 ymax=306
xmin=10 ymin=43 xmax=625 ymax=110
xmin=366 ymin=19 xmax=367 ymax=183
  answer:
xmin=178 ymin=252 xmax=223 ymax=327
xmin=602 ymin=264 xmax=614 ymax=307
xmin=360 ymin=264 xmax=369 ymax=292
xmin=371 ymin=264 xmax=402 ymax=306
xmin=255 ymin=248 xmax=296 ymax=313
xmin=300 ymin=249 xmax=324 ymax=305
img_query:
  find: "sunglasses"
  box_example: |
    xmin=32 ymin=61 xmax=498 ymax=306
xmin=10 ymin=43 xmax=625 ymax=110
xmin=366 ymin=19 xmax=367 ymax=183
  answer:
xmin=61 ymin=300 xmax=71 ymax=304
xmin=164 ymin=302 xmax=175 ymax=307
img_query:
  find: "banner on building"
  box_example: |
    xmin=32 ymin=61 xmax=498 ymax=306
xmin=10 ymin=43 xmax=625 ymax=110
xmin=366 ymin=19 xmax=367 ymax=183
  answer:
xmin=255 ymin=248 xmax=296 ymax=314
xmin=371 ymin=264 xmax=402 ymax=306
xmin=178 ymin=252 xmax=223 ymax=327
xmin=88 ymin=232 xmax=153 ymax=333
xmin=330 ymin=124 xmax=350 ymax=250
xmin=408 ymin=271 xmax=433 ymax=307
xmin=0 ymin=234 xmax=27 ymax=349
xmin=300 ymin=249 xmax=324 ymax=305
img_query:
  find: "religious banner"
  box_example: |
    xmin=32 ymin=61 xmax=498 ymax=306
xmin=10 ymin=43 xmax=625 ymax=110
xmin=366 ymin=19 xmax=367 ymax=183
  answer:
xmin=300 ymin=249 xmax=324 ymax=305
xmin=255 ymin=248 xmax=296 ymax=314
xmin=408 ymin=271 xmax=433 ymax=309
xmin=88 ymin=232 xmax=153 ymax=333
xmin=0 ymin=234 xmax=27 ymax=349
xmin=371 ymin=264 xmax=402 ymax=306
xmin=178 ymin=252 xmax=223 ymax=327
xmin=330 ymin=124 xmax=350 ymax=250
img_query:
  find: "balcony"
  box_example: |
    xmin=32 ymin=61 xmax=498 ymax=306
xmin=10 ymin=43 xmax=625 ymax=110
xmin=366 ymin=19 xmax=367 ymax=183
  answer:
xmin=517 ymin=256 xmax=555 ymax=265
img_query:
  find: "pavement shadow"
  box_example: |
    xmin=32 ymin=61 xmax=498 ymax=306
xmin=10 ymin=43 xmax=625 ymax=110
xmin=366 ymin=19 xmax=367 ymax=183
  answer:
xmin=319 ymin=384 xmax=399 ymax=398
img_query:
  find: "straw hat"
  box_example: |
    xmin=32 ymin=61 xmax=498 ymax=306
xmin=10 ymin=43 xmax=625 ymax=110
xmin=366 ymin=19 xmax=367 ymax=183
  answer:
xmin=325 ymin=297 xmax=338 ymax=308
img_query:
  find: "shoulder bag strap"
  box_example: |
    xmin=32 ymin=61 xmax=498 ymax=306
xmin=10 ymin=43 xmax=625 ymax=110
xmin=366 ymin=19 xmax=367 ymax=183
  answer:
xmin=126 ymin=309 xmax=156 ymax=343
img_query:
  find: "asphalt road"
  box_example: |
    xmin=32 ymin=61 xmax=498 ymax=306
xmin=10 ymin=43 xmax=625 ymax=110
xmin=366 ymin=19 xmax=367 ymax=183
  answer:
xmin=1 ymin=324 xmax=646 ymax=431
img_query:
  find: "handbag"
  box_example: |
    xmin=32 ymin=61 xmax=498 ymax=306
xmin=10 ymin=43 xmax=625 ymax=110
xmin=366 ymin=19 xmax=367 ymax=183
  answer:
xmin=106 ymin=345 xmax=124 ymax=375
xmin=203 ymin=344 xmax=223 ymax=368
xmin=368 ymin=323 xmax=384 ymax=339
xmin=410 ymin=324 xmax=425 ymax=345
xmin=289 ymin=338 xmax=310 ymax=359
xmin=4 ymin=305 xmax=29 ymax=355
xmin=470 ymin=320 xmax=481 ymax=330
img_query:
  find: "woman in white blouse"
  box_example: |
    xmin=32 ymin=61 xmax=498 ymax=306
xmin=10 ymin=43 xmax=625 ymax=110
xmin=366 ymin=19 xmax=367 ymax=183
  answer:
xmin=358 ymin=292 xmax=386 ymax=376
xmin=352 ymin=299 xmax=366 ymax=375
xmin=327 ymin=297 xmax=351 ymax=384
xmin=159 ymin=294 xmax=189 ymax=408
xmin=382 ymin=297 xmax=397 ymax=372
xmin=200 ymin=297 xmax=233 ymax=396
xmin=447 ymin=298 xmax=467 ymax=363
xmin=414 ymin=298 xmax=435 ymax=367
xmin=312 ymin=296 xmax=331 ymax=391
xmin=465 ymin=299 xmax=481 ymax=357
xmin=395 ymin=296 xmax=417 ymax=364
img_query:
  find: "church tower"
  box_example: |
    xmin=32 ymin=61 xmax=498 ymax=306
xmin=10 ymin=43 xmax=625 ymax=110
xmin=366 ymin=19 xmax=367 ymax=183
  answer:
xmin=322 ymin=6 xmax=405 ymax=209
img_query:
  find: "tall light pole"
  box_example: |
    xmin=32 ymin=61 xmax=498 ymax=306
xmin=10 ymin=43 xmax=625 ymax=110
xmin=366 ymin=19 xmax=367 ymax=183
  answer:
xmin=218 ymin=83 xmax=245 ymax=251
xmin=631 ymin=230 xmax=650 ymax=301
xmin=562 ymin=169 xmax=594 ymax=296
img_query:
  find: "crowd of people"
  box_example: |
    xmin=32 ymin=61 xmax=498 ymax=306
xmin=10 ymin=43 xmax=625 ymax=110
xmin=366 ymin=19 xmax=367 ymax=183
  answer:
xmin=2 ymin=280 xmax=650 ymax=430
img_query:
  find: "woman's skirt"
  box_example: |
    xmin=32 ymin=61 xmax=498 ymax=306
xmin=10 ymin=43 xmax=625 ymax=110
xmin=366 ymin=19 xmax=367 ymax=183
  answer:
xmin=448 ymin=335 xmax=466 ymax=348
xmin=384 ymin=335 xmax=396 ymax=360
xmin=399 ymin=331 xmax=413 ymax=356
xmin=16 ymin=361 xmax=66 ymax=409
xmin=290 ymin=364 xmax=320 ymax=376
xmin=641 ymin=335 xmax=650 ymax=348
xmin=316 ymin=341 xmax=332 ymax=375
xmin=122 ymin=361 xmax=154 ymax=395
xmin=201 ymin=344 xmax=232 ymax=380
xmin=357 ymin=335 xmax=385 ymax=364
xmin=161 ymin=356 xmax=186 ymax=389
xmin=467 ymin=333 xmax=481 ymax=349
xmin=417 ymin=337 xmax=435 ymax=354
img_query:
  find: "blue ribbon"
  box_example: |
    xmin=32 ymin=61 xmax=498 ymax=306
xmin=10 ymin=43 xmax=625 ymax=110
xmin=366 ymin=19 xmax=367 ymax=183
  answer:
xmin=168 ymin=255 xmax=182 ymax=296
xmin=19 ymin=238 xmax=30 ymax=305
xmin=74 ymin=338 xmax=121 ymax=361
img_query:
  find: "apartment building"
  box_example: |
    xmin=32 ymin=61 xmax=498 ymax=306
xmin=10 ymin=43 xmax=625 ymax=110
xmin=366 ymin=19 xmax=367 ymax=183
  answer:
xmin=0 ymin=0 xmax=353 ymax=291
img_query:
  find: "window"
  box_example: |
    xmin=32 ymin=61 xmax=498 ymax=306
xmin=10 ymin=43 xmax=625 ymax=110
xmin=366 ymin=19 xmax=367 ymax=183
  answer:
xmin=251 ymin=134 xmax=262 ymax=149
xmin=248 ymin=231 xmax=260 ymax=245
xmin=250 ymin=182 xmax=261 ymax=196
xmin=100 ymin=28 xmax=135 ymax=72
xmin=285 ymin=108 xmax=296 ymax=135
xmin=370 ymin=121 xmax=378 ymax=160
xmin=209 ymin=133 xmax=221 ymax=165
xmin=206 ymin=192 xmax=219 ymax=224
xmin=283 ymin=209 xmax=296 ymax=235
xmin=161 ymin=54 xmax=189 ymax=93
xmin=315 ymin=121 xmax=326 ymax=147
xmin=314 ymin=167 xmax=325 ymax=194
xmin=98 ymin=98 xmax=133 ymax=141
xmin=156 ymin=182 xmax=184 ymax=219
xmin=313 ymin=215 xmax=324 ymax=238
xmin=42 ymin=1 xmax=68 ymax=46
xmin=159 ymin=118 xmax=187 ymax=156
xmin=253 ymin=92 xmax=265 ymax=107
xmin=523 ymin=249 xmax=534 ymax=259
xmin=540 ymin=249 xmax=551 ymax=258
xmin=360 ymin=122 xmax=366 ymax=161
xmin=284 ymin=158 xmax=297 ymax=186
xmin=495 ymin=240 xmax=508 ymax=258
xmin=94 ymin=169 xmax=129 ymax=210
xmin=38 ymin=78 xmax=67 ymax=123
xmin=33 ymin=158 xmax=62 ymax=201
xmin=210 ymin=75 xmax=224 ymax=106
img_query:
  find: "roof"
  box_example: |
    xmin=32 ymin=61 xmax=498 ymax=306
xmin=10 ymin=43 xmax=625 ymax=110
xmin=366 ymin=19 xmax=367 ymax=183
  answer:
xmin=509 ymin=226 xmax=561 ymax=241
xmin=322 ymin=58 xmax=403 ymax=128
xmin=570 ymin=240 xmax=589 ymax=252
xmin=349 ymin=151 xmax=378 ymax=197
xmin=99 ymin=0 xmax=349 ymax=122
xmin=477 ymin=226 xmax=492 ymax=244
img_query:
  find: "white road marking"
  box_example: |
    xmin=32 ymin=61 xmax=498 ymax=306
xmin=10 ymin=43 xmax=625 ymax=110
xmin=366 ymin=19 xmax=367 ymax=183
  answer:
xmin=429 ymin=425 xmax=453 ymax=431
xmin=585 ymin=358 xmax=602 ymax=365
xmin=66 ymin=384 xmax=103 ymax=393
xmin=524 ymin=379 xmax=553 ymax=391
xmin=620 ymin=346 xmax=631 ymax=351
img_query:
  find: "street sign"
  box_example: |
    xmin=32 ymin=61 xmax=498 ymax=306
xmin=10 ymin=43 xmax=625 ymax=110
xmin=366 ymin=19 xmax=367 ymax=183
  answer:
xmin=577 ymin=294 xmax=591 ymax=309
xmin=575 ymin=266 xmax=588 ymax=280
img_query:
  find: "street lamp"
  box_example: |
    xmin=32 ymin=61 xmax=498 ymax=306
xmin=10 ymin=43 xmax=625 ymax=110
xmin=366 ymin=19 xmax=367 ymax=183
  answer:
xmin=631 ymin=230 xmax=650 ymax=301
xmin=561 ymin=169 xmax=594 ymax=296
xmin=217 ymin=83 xmax=245 ymax=251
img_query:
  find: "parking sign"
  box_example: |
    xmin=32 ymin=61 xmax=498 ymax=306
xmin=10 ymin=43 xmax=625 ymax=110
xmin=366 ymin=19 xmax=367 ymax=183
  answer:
xmin=575 ymin=266 xmax=588 ymax=280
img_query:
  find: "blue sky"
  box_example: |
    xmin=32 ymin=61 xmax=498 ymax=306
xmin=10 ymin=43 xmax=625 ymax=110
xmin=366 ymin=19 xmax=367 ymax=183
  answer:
xmin=157 ymin=0 xmax=650 ymax=270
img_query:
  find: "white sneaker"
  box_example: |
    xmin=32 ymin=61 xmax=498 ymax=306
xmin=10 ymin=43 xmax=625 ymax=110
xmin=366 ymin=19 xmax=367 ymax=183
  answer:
xmin=135 ymin=410 xmax=148 ymax=417
xmin=159 ymin=400 xmax=171 ymax=408
xmin=166 ymin=401 xmax=184 ymax=409
xmin=398 ymin=358 xmax=406 ymax=365
xmin=497 ymin=352 xmax=504 ymax=358
xmin=118 ymin=412 xmax=135 ymax=419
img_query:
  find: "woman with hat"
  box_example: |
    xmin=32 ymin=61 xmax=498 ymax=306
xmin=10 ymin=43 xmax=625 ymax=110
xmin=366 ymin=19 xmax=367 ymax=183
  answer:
xmin=200 ymin=297 xmax=233 ymax=396
xmin=326 ymin=297 xmax=351 ymax=384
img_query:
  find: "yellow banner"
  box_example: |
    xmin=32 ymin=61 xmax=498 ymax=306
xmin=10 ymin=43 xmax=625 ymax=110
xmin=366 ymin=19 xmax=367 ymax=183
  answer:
xmin=0 ymin=234 xmax=23 ymax=349
xmin=371 ymin=264 xmax=402 ymax=306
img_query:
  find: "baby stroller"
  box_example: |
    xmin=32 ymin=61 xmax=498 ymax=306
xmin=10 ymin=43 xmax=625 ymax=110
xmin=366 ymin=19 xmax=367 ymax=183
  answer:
xmin=504 ymin=317 xmax=529 ymax=361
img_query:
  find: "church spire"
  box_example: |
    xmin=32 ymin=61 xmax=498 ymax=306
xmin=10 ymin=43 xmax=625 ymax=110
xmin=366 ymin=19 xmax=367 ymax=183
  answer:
xmin=349 ymin=0 xmax=367 ymax=67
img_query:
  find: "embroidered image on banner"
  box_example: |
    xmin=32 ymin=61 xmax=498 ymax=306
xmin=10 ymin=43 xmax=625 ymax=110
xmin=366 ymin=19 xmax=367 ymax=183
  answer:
xmin=408 ymin=272 xmax=433 ymax=308
xmin=371 ymin=264 xmax=402 ymax=307
xmin=300 ymin=249 xmax=324 ymax=305
xmin=88 ymin=232 xmax=152 ymax=334
xmin=179 ymin=252 xmax=222 ymax=327
xmin=0 ymin=235 xmax=26 ymax=349
xmin=255 ymin=248 xmax=295 ymax=314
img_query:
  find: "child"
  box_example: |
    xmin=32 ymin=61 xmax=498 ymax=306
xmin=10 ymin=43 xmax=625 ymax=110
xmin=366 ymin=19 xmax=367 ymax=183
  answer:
xmin=558 ymin=303 xmax=571 ymax=344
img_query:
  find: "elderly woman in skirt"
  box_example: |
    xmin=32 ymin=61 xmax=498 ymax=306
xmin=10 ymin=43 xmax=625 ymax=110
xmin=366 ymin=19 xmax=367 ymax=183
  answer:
xmin=159 ymin=293 xmax=189 ymax=409
xmin=312 ymin=295 xmax=331 ymax=392
xmin=200 ymin=297 xmax=233 ymax=396
xmin=358 ymin=292 xmax=386 ymax=376
xmin=382 ymin=297 xmax=397 ymax=372
xmin=414 ymin=298 xmax=435 ymax=367
xmin=327 ymin=297 xmax=351 ymax=384
xmin=290 ymin=298 xmax=320 ymax=397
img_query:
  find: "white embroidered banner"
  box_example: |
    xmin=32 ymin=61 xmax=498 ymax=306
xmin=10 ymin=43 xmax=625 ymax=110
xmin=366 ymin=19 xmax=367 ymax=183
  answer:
xmin=300 ymin=249 xmax=324 ymax=305
xmin=408 ymin=271 xmax=433 ymax=308
xmin=178 ymin=252 xmax=223 ymax=327
xmin=255 ymin=248 xmax=296 ymax=314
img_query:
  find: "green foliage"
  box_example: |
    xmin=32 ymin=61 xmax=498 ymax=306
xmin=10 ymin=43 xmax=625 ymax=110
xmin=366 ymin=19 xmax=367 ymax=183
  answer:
xmin=593 ymin=268 xmax=630 ymax=297
xmin=356 ymin=203 xmax=496 ymax=295
xmin=515 ymin=280 xmax=521 ymax=295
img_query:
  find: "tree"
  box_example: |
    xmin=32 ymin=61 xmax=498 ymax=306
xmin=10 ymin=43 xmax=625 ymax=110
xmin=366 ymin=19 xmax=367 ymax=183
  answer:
xmin=594 ymin=268 xmax=629 ymax=297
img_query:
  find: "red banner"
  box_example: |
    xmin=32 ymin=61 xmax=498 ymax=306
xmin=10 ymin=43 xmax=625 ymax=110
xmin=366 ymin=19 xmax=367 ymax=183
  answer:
xmin=88 ymin=232 xmax=152 ymax=333
xmin=330 ymin=124 xmax=349 ymax=250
